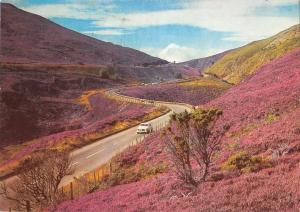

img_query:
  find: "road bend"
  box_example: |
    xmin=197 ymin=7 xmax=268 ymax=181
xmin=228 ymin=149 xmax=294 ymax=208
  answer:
xmin=0 ymin=92 xmax=191 ymax=210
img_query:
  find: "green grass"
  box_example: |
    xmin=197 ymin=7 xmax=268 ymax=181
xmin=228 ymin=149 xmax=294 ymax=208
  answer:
xmin=230 ymin=123 xmax=258 ymax=139
xmin=222 ymin=151 xmax=272 ymax=173
xmin=265 ymin=112 xmax=280 ymax=123
xmin=205 ymin=24 xmax=300 ymax=84
xmin=179 ymin=76 xmax=231 ymax=89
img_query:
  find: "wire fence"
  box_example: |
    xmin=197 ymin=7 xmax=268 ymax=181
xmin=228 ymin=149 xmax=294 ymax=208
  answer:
xmin=16 ymin=91 xmax=173 ymax=211
xmin=58 ymin=120 xmax=169 ymax=202
xmin=106 ymin=89 xmax=194 ymax=110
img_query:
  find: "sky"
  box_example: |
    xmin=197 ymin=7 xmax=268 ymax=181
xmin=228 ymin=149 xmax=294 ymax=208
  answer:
xmin=2 ymin=0 xmax=299 ymax=62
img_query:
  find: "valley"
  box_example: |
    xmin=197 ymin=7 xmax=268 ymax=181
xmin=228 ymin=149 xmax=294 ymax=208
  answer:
xmin=0 ymin=1 xmax=299 ymax=211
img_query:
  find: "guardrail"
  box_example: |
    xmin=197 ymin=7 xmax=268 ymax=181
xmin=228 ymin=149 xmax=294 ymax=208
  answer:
xmin=106 ymin=89 xmax=195 ymax=111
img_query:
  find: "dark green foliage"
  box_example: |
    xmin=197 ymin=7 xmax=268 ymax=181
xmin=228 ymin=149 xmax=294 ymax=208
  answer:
xmin=165 ymin=108 xmax=229 ymax=186
xmin=101 ymin=66 xmax=115 ymax=79
xmin=175 ymin=73 xmax=183 ymax=79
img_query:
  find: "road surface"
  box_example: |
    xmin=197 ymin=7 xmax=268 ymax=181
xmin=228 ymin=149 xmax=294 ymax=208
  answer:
xmin=0 ymin=91 xmax=191 ymax=210
xmin=62 ymin=98 xmax=191 ymax=185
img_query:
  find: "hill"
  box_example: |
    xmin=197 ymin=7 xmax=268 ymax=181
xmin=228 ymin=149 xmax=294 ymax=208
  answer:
xmin=179 ymin=50 xmax=230 ymax=72
xmin=55 ymin=48 xmax=300 ymax=211
xmin=205 ymin=24 xmax=300 ymax=84
xmin=120 ymin=77 xmax=231 ymax=105
xmin=0 ymin=3 xmax=166 ymax=66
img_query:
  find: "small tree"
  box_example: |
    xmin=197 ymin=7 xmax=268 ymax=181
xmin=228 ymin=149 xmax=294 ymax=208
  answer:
xmin=0 ymin=150 xmax=73 ymax=210
xmin=101 ymin=66 xmax=116 ymax=79
xmin=175 ymin=73 xmax=183 ymax=79
xmin=164 ymin=108 xmax=229 ymax=186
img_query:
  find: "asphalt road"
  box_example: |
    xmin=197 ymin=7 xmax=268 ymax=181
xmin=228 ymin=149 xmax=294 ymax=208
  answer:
xmin=0 ymin=93 xmax=191 ymax=210
xmin=62 ymin=101 xmax=190 ymax=186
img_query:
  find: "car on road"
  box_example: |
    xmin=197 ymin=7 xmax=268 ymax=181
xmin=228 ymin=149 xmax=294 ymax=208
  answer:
xmin=137 ymin=123 xmax=153 ymax=134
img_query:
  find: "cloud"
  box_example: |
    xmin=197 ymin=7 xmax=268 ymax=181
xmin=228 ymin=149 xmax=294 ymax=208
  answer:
xmin=18 ymin=0 xmax=298 ymax=43
xmin=94 ymin=0 xmax=298 ymax=42
xmin=20 ymin=2 xmax=112 ymax=20
xmin=142 ymin=43 xmax=226 ymax=62
xmin=84 ymin=29 xmax=128 ymax=36
xmin=1 ymin=0 xmax=23 ymax=4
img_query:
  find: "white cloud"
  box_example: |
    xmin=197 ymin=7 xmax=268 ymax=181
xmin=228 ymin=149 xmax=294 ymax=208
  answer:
xmin=18 ymin=0 xmax=298 ymax=43
xmin=20 ymin=3 xmax=111 ymax=20
xmin=142 ymin=43 xmax=226 ymax=62
xmin=94 ymin=0 xmax=298 ymax=42
xmin=84 ymin=29 xmax=128 ymax=36
xmin=1 ymin=0 xmax=23 ymax=3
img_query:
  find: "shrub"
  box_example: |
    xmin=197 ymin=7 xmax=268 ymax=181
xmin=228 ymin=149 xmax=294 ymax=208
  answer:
xmin=265 ymin=112 xmax=280 ymax=123
xmin=222 ymin=151 xmax=271 ymax=173
xmin=101 ymin=169 xmax=127 ymax=187
xmin=175 ymin=73 xmax=183 ymax=79
xmin=101 ymin=66 xmax=115 ymax=79
xmin=101 ymin=162 xmax=167 ymax=188
xmin=230 ymin=123 xmax=257 ymax=138
xmin=139 ymin=163 xmax=167 ymax=176
xmin=164 ymin=108 xmax=229 ymax=186
xmin=0 ymin=150 xmax=73 ymax=210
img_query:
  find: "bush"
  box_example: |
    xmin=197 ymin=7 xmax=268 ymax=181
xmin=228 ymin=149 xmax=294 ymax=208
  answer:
xmin=265 ymin=113 xmax=280 ymax=123
xmin=265 ymin=108 xmax=280 ymax=123
xmin=101 ymin=66 xmax=115 ymax=79
xmin=164 ymin=108 xmax=229 ymax=186
xmin=222 ymin=151 xmax=271 ymax=173
xmin=175 ymin=73 xmax=183 ymax=79
xmin=0 ymin=150 xmax=73 ymax=210
xmin=101 ymin=163 xmax=167 ymax=188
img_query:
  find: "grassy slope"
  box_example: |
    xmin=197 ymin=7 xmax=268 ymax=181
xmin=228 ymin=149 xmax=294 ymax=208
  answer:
xmin=55 ymin=48 xmax=300 ymax=212
xmin=205 ymin=24 xmax=300 ymax=84
xmin=120 ymin=77 xmax=231 ymax=106
xmin=0 ymin=84 xmax=166 ymax=177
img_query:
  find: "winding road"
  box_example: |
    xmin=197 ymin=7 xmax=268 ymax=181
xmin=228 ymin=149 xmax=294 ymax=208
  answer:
xmin=61 ymin=91 xmax=192 ymax=185
xmin=0 ymin=90 xmax=192 ymax=210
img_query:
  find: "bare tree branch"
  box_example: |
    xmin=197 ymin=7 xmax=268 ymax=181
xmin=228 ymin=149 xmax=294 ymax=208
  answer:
xmin=0 ymin=150 xmax=74 ymax=210
xmin=164 ymin=109 xmax=229 ymax=186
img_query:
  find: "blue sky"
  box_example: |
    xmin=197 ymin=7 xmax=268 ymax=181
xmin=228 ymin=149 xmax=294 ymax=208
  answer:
xmin=3 ymin=0 xmax=299 ymax=62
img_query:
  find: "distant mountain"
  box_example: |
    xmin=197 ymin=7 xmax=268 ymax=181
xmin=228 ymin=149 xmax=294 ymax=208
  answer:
xmin=205 ymin=24 xmax=300 ymax=84
xmin=179 ymin=50 xmax=230 ymax=73
xmin=0 ymin=3 xmax=167 ymax=66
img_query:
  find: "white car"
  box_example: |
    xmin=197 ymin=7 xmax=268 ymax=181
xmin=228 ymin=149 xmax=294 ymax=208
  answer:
xmin=137 ymin=123 xmax=153 ymax=134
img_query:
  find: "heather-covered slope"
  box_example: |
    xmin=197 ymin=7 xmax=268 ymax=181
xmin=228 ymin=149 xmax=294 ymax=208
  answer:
xmin=0 ymin=66 xmax=166 ymax=174
xmin=120 ymin=77 xmax=231 ymax=105
xmin=179 ymin=50 xmax=230 ymax=72
xmin=205 ymin=24 xmax=300 ymax=84
xmin=54 ymin=48 xmax=300 ymax=211
xmin=0 ymin=3 xmax=201 ymax=82
xmin=0 ymin=3 xmax=166 ymax=66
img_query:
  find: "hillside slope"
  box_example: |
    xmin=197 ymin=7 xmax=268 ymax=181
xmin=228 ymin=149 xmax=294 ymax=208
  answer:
xmin=0 ymin=3 xmax=166 ymax=66
xmin=179 ymin=50 xmax=230 ymax=72
xmin=55 ymin=48 xmax=300 ymax=211
xmin=120 ymin=77 xmax=231 ymax=105
xmin=205 ymin=24 xmax=300 ymax=84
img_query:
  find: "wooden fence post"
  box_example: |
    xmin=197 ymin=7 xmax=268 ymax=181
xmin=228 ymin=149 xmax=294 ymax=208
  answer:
xmin=26 ymin=200 xmax=31 ymax=212
xmin=70 ymin=182 xmax=74 ymax=200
